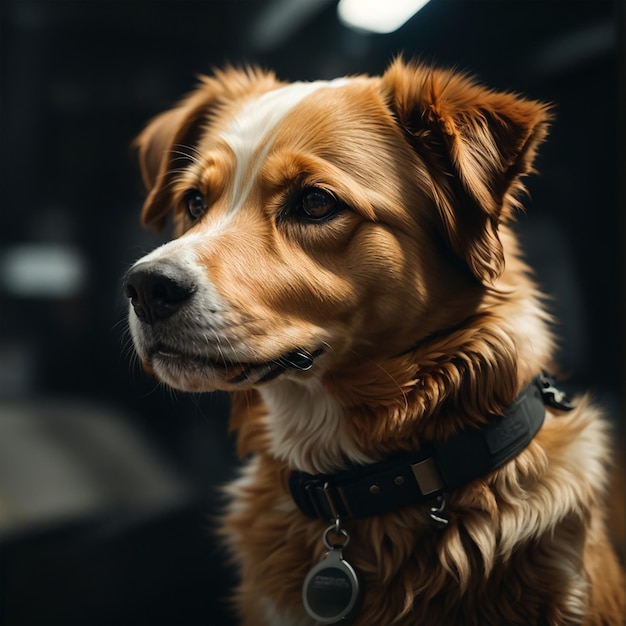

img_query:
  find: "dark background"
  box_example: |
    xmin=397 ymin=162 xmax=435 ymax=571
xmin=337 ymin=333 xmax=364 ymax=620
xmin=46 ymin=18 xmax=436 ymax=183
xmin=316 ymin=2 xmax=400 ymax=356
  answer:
xmin=0 ymin=1 xmax=624 ymax=624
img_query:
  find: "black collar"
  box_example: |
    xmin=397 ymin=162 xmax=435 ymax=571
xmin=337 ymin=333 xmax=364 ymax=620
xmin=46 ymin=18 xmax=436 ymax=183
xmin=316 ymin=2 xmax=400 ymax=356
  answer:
xmin=289 ymin=374 xmax=573 ymax=520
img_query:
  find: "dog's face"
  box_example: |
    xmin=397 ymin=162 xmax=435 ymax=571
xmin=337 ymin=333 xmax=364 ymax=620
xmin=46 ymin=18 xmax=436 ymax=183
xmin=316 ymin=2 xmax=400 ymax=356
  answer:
xmin=125 ymin=60 xmax=549 ymax=393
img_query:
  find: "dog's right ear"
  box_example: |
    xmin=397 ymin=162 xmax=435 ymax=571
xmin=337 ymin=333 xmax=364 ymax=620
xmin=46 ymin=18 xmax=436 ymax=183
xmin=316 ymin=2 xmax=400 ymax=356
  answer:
xmin=381 ymin=59 xmax=551 ymax=284
xmin=133 ymin=86 xmax=215 ymax=231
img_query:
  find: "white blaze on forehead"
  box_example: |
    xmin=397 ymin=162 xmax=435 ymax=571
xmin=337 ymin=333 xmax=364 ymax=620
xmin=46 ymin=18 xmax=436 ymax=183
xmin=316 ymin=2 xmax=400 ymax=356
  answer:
xmin=221 ymin=78 xmax=350 ymax=214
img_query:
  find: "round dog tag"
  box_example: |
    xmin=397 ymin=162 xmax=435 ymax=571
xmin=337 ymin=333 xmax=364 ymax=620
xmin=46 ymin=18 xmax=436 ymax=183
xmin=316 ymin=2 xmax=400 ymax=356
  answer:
xmin=302 ymin=547 xmax=362 ymax=623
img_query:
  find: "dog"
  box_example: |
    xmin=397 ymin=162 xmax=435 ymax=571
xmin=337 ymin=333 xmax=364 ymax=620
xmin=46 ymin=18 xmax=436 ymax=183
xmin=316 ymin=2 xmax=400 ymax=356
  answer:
xmin=125 ymin=59 xmax=626 ymax=625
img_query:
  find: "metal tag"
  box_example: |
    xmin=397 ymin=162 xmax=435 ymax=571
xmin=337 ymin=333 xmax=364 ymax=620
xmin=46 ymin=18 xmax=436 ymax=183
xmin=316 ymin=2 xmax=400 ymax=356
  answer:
xmin=302 ymin=546 xmax=361 ymax=623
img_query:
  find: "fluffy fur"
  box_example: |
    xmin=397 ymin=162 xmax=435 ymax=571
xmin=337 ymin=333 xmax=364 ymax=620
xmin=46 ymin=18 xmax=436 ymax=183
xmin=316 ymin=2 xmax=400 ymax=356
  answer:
xmin=127 ymin=59 xmax=625 ymax=625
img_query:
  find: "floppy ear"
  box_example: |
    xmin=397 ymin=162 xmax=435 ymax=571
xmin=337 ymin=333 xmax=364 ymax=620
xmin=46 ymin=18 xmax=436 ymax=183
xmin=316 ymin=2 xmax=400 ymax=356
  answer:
xmin=382 ymin=59 xmax=551 ymax=283
xmin=134 ymin=67 xmax=282 ymax=231
xmin=133 ymin=87 xmax=216 ymax=231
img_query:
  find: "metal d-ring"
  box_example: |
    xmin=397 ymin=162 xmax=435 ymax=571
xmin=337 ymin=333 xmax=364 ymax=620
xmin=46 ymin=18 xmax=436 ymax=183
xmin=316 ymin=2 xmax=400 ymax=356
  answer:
xmin=333 ymin=515 xmax=341 ymax=535
xmin=323 ymin=517 xmax=350 ymax=550
xmin=429 ymin=493 xmax=450 ymax=528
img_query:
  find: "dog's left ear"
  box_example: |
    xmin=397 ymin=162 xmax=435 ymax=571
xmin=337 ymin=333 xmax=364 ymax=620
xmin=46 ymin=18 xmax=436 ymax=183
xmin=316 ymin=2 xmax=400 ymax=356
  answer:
xmin=382 ymin=59 xmax=551 ymax=283
xmin=133 ymin=86 xmax=217 ymax=231
xmin=134 ymin=67 xmax=281 ymax=231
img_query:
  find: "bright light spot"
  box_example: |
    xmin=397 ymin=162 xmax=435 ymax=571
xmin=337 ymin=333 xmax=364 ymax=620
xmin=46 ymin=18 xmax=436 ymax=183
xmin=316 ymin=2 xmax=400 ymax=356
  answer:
xmin=337 ymin=0 xmax=430 ymax=34
xmin=0 ymin=244 xmax=87 ymax=298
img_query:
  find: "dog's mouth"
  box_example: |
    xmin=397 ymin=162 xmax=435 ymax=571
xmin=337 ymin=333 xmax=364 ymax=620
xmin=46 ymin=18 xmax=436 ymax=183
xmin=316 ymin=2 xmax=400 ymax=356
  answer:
xmin=148 ymin=344 xmax=324 ymax=387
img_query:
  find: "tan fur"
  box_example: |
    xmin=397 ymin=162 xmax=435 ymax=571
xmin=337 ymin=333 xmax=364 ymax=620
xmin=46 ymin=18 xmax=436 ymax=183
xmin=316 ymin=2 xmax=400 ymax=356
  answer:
xmin=130 ymin=60 xmax=625 ymax=625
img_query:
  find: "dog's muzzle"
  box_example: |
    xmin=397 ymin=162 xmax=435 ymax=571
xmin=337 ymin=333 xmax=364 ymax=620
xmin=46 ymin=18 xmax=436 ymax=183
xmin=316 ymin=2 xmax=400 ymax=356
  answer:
xmin=124 ymin=260 xmax=323 ymax=388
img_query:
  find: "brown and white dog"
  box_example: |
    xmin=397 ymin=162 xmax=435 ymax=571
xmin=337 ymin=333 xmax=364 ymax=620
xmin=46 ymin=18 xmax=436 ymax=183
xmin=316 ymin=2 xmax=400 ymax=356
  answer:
xmin=125 ymin=60 xmax=625 ymax=625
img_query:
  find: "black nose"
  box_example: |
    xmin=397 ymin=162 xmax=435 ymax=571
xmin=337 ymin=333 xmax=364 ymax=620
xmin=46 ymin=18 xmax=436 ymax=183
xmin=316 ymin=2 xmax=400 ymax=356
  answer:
xmin=124 ymin=262 xmax=195 ymax=325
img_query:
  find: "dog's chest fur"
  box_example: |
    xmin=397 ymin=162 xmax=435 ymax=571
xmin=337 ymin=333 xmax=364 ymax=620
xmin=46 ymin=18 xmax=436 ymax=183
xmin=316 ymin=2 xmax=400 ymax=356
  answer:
xmin=224 ymin=398 xmax=616 ymax=626
xmin=260 ymin=380 xmax=372 ymax=474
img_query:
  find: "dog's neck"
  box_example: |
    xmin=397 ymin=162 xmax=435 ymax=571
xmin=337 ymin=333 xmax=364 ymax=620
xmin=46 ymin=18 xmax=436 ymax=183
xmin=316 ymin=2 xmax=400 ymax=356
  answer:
xmin=259 ymin=341 xmax=517 ymax=476
xmin=259 ymin=280 xmax=553 ymax=475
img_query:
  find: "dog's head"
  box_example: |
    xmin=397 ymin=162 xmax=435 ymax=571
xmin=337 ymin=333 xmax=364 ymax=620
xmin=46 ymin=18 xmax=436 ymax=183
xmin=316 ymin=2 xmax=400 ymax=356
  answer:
xmin=125 ymin=60 xmax=549 ymax=394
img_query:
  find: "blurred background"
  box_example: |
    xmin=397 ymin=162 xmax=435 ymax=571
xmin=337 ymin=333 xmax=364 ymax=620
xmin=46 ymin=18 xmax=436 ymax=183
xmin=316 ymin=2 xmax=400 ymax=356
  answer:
xmin=0 ymin=0 xmax=624 ymax=624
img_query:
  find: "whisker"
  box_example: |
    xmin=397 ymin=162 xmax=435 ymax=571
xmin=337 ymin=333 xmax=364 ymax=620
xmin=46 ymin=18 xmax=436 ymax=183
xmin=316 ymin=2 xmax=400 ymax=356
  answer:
xmin=174 ymin=142 xmax=204 ymax=159
xmin=169 ymin=148 xmax=202 ymax=167
xmin=157 ymin=168 xmax=195 ymax=190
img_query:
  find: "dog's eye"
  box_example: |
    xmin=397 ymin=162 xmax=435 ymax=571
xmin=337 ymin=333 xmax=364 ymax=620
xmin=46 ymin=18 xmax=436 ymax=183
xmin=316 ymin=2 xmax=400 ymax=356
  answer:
xmin=184 ymin=189 xmax=207 ymax=221
xmin=297 ymin=188 xmax=340 ymax=221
